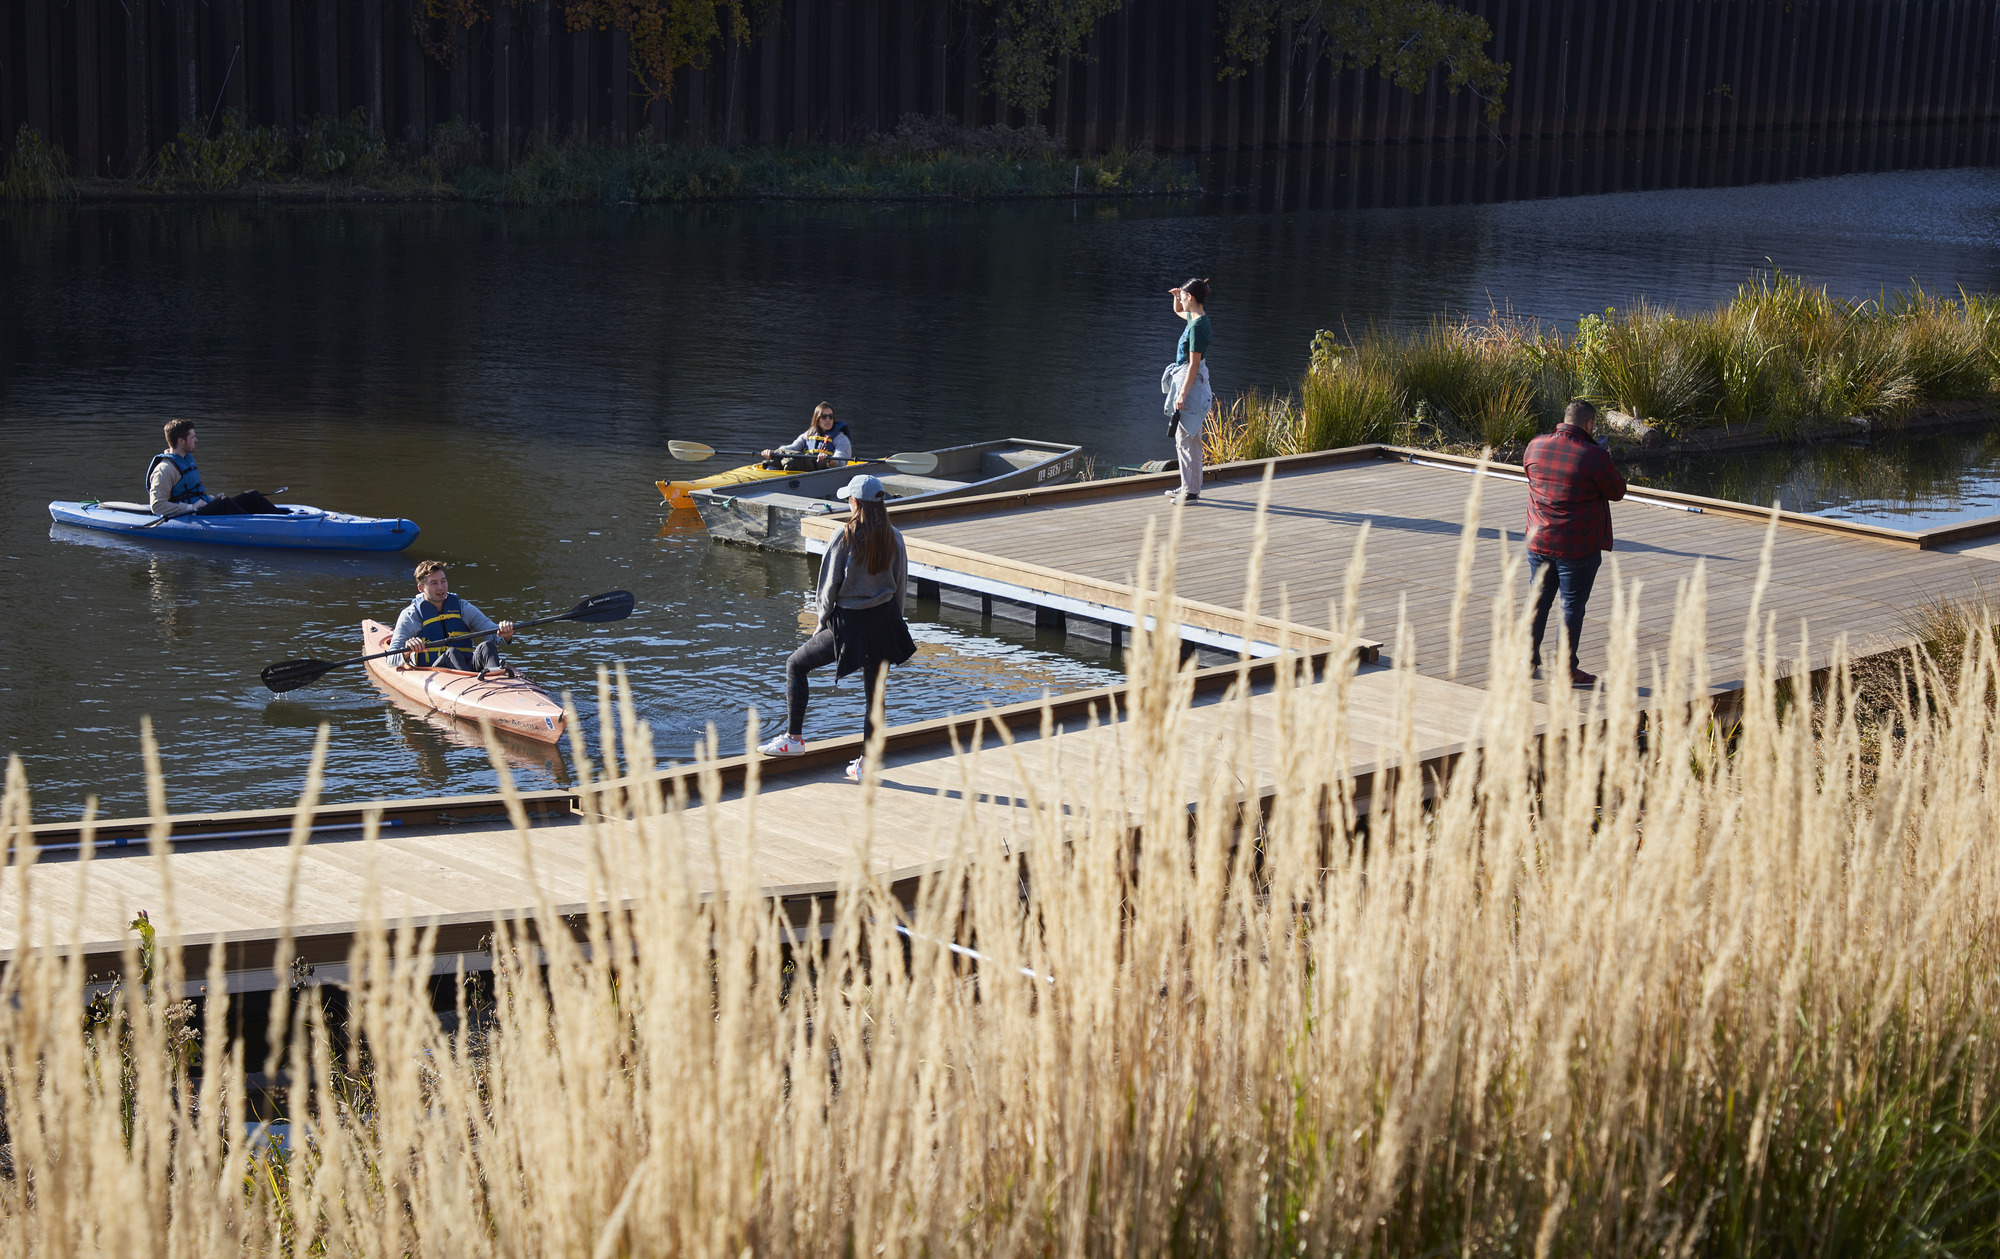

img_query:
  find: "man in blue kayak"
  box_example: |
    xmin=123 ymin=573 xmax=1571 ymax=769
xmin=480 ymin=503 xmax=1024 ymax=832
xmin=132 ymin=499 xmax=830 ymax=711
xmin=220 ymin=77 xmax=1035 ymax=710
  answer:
xmin=147 ymin=420 xmax=279 ymax=517
xmin=389 ymin=560 xmax=516 ymax=674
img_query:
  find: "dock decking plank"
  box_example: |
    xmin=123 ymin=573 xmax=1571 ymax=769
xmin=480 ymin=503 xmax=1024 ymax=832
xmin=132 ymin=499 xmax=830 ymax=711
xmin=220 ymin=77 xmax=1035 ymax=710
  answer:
xmin=902 ymin=456 xmax=1995 ymax=691
xmin=2 ymin=666 xmax=1521 ymax=968
xmin=13 ymin=453 xmax=1986 ymax=982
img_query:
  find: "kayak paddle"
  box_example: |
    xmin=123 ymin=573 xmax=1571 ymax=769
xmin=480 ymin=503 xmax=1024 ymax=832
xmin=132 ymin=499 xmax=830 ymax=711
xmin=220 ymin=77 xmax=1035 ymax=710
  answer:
xmin=259 ymin=590 xmax=635 ymax=694
xmin=667 ymin=440 xmax=755 ymax=460
xmin=667 ymin=440 xmax=939 ymax=476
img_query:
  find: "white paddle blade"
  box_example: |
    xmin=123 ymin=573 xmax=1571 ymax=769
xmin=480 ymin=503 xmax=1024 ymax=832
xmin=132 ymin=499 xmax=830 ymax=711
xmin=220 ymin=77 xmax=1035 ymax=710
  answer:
xmin=668 ymin=440 xmax=719 ymax=461
xmin=883 ymin=451 xmax=939 ymax=475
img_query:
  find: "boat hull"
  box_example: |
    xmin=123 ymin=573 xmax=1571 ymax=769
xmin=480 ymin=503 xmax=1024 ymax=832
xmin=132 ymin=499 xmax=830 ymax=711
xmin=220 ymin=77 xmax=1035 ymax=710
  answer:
xmin=694 ymin=475 xmax=857 ymax=550
xmin=360 ymin=620 xmax=568 ymax=744
xmin=48 ymin=501 xmax=419 ymax=551
xmin=691 ymin=440 xmax=1080 ymax=552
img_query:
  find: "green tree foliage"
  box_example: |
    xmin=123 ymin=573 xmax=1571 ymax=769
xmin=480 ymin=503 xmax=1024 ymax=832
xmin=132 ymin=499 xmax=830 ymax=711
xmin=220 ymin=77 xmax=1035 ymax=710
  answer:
xmin=987 ymin=0 xmax=1507 ymax=117
xmin=417 ymin=0 xmax=776 ymax=104
xmin=563 ymin=0 xmax=779 ymax=101
xmin=413 ymin=0 xmax=1506 ymax=126
xmin=1221 ymin=0 xmax=1509 ymax=118
xmin=986 ymin=0 xmax=1127 ymax=112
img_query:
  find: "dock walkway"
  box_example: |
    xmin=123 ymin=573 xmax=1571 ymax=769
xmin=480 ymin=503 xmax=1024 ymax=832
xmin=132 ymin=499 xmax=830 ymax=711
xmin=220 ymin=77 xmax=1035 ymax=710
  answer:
xmin=11 ymin=446 xmax=2000 ymax=987
xmin=867 ymin=447 xmax=2000 ymax=692
xmin=5 ymin=658 xmax=1504 ymax=984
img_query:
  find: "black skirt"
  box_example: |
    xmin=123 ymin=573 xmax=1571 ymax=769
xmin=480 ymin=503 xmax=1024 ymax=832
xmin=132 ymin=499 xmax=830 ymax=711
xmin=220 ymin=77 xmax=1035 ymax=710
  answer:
xmin=829 ymin=601 xmax=916 ymax=680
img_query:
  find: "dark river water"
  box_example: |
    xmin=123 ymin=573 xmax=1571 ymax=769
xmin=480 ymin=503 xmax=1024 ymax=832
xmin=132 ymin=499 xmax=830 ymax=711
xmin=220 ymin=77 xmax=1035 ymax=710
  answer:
xmin=5 ymin=167 xmax=2000 ymax=818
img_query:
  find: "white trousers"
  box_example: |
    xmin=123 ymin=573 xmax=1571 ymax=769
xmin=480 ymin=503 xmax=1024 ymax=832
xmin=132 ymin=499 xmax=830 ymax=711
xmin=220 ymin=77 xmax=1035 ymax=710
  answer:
xmin=1174 ymin=418 xmax=1204 ymax=497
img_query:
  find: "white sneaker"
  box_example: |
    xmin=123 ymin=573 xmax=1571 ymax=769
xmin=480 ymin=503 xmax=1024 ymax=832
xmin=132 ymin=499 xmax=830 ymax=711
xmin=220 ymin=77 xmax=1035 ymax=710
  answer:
xmin=758 ymin=733 xmax=804 ymax=757
xmin=844 ymin=757 xmax=863 ymax=783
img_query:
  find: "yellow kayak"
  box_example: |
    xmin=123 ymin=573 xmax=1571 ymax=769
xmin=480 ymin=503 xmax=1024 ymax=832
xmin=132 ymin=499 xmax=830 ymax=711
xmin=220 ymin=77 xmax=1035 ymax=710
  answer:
xmin=657 ymin=459 xmax=867 ymax=510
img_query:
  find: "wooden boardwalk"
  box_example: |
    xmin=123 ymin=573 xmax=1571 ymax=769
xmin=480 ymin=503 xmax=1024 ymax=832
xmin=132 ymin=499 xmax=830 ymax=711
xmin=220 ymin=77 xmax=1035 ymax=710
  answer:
xmin=3 ymin=658 xmax=1512 ymax=984
xmin=883 ymin=449 xmax=2000 ymax=693
xmin=13 ymin=444 xmax=1996 ymax=987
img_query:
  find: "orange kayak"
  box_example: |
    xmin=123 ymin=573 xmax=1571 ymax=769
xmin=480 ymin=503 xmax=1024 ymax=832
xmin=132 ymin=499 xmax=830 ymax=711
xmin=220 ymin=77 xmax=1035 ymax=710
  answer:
xmin=360 ymin=620 xmax=568 ymax=745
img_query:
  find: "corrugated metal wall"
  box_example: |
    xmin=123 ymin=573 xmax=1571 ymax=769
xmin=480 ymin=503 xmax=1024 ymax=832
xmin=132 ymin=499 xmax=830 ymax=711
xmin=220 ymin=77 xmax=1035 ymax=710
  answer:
xmin=6 ymin=0 xmax=1997 ymax=201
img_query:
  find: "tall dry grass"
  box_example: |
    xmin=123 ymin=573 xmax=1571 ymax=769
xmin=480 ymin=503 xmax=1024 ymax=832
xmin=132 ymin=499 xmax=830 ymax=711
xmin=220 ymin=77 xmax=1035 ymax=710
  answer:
xmin=4 ymin=504 xmax=2000 ymax=1255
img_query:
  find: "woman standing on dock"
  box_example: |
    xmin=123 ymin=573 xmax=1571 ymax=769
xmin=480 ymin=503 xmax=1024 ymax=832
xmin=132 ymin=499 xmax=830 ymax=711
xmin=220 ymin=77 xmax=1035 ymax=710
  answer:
xmin=1162 ymin=278 xmax=1213 ymax=502
xmin=757 ymin=474 xmax=916 ymax=782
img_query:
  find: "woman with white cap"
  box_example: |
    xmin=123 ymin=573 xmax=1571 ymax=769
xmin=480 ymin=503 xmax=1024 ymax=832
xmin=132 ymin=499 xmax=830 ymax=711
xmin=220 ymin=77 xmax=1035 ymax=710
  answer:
xmin=757 ymin=473 xmax=915 ymax=782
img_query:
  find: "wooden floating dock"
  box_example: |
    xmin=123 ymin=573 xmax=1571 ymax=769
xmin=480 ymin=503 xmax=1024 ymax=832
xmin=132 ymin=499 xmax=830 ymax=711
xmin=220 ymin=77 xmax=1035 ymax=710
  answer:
xmin=823 ymin=445 xmax=2000 ymax=693
xmin=10 ymin=444 xmax=2000 ymax=989
xmin=4 ymin=653 xmax=1504 ymax=988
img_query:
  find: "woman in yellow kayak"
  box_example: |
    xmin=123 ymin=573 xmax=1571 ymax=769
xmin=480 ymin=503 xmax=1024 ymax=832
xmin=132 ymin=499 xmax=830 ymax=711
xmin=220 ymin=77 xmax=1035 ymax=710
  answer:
xmin=759 ymin=401 xmax=852 ymax=471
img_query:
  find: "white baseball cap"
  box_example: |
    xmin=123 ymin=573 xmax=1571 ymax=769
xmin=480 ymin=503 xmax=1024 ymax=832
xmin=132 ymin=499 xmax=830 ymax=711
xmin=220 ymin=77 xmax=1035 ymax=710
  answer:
xmin=836 ymin=474 xmax=888 ymax=501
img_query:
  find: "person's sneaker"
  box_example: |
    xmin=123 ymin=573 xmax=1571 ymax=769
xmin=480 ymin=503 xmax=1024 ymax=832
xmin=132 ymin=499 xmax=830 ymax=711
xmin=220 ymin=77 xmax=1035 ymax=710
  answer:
xmin=758 ymin=733 xmax=805 ymax=757
xmin=1569 ymin=667 xmax=1597 ymax=688
xmin=844 ymin=757 xmax=863 ymax=783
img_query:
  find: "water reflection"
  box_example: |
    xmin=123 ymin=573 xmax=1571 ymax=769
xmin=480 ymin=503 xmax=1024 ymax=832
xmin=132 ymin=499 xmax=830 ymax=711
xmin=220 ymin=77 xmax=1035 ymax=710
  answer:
xmin=1200 ymin=126 xmax=1994 ymax=212
xmin=373 ymin=688 xmax=575 ymax=792
xmin=1634 ymin=429 xmax=2000 ymax=529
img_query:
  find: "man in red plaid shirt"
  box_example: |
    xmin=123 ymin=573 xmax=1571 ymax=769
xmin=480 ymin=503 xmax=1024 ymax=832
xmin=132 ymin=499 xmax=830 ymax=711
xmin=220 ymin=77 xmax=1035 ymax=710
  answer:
xmin=1522 ymin=399 xmax=1627 ymax=686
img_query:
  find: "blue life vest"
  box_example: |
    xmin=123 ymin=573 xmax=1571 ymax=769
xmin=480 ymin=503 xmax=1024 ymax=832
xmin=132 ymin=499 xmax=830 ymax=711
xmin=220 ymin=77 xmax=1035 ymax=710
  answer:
xmin=414 ymin=594 xmax=468 ymax=667
xmin=146 ymin=451 xmax=206 ymax=504
xmin=804 ymin=420 xmax=851 ymax=459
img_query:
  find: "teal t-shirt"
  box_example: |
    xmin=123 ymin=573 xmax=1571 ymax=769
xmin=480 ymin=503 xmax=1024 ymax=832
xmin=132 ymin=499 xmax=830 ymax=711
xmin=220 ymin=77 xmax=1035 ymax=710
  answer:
xmin=1175 ymin=312 xmax=1212 ymax=365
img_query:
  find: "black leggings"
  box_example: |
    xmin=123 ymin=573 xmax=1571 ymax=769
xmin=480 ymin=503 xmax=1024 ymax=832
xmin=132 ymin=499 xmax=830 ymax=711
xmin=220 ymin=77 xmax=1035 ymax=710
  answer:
xmin=785 ymin=627 xmax=884 ymax=741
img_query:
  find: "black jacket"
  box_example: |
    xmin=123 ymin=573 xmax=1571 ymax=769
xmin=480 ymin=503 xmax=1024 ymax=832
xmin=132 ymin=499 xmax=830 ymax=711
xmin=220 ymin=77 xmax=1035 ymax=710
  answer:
xmin=829 ymin=601 xmax=916 ymax=680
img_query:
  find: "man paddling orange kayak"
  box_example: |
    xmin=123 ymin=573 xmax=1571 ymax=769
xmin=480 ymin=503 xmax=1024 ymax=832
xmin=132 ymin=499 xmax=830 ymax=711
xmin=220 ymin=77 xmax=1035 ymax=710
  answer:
xmin=389 ymin=560 xmax=516 ymax=675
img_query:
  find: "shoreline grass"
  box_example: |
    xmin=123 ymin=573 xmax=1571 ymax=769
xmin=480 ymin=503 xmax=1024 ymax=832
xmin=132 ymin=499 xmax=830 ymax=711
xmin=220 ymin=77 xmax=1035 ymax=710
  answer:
xmin=1 ymin=114 xmax=1197 ymax=206
xmin=1207 ymin=271 xmax=2000 ymax=464
xmin=5 ymin=508 xmax=2000 ymax=1254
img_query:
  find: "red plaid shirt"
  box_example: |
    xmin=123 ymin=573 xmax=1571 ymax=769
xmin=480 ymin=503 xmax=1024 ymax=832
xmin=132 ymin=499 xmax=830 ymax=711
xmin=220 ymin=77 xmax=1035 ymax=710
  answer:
xmin=1522 ymin=423 xmax=1627 ymax=557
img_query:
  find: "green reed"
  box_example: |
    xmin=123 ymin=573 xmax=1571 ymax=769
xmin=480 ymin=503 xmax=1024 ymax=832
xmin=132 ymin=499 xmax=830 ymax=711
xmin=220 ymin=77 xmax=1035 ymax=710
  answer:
xmin=1277 ymin=270 xmax=2000 ymax=455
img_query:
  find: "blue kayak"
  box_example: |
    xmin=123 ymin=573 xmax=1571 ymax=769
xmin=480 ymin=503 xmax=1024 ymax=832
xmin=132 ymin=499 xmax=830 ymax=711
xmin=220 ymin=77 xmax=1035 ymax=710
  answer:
xmin=48 ymin=500 xmax=420 ymax=552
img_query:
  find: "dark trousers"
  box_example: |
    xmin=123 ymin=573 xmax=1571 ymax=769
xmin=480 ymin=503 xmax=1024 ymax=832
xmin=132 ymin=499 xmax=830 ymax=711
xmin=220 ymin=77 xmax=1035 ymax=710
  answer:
xmin=1527 ymin=550 xmax=1602 ymax=671
xmin=433 ymin=640 xmax=505 ymax=673
xmin=194 ymin=490 xmax=279 ymax=515
xmin=786 ymin=627 xmax=884 ymax=741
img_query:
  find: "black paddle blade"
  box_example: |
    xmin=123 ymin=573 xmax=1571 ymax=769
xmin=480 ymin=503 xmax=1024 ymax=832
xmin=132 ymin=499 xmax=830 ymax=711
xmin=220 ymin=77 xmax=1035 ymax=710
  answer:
xmin=567 ymin=590 xmax=636 ymax=624
xmin=261 ymin=659 xmax=338 ymax=694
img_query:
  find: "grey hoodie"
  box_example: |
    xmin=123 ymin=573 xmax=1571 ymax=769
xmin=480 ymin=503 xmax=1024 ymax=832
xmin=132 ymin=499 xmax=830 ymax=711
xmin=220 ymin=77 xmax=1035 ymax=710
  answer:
xmin=816 ymin=527 xmax=908 ymax=619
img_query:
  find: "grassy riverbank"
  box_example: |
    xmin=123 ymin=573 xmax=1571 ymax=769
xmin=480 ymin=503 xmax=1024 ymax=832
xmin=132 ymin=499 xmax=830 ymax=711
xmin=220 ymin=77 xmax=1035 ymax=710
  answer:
xmin=2 ymin=115 xmax=1194 ymax=205
xmin=5 ymin=537 xmax=2000 ymax=1254
xmin=1207 ymin=270 xmax=2000 ymax=462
